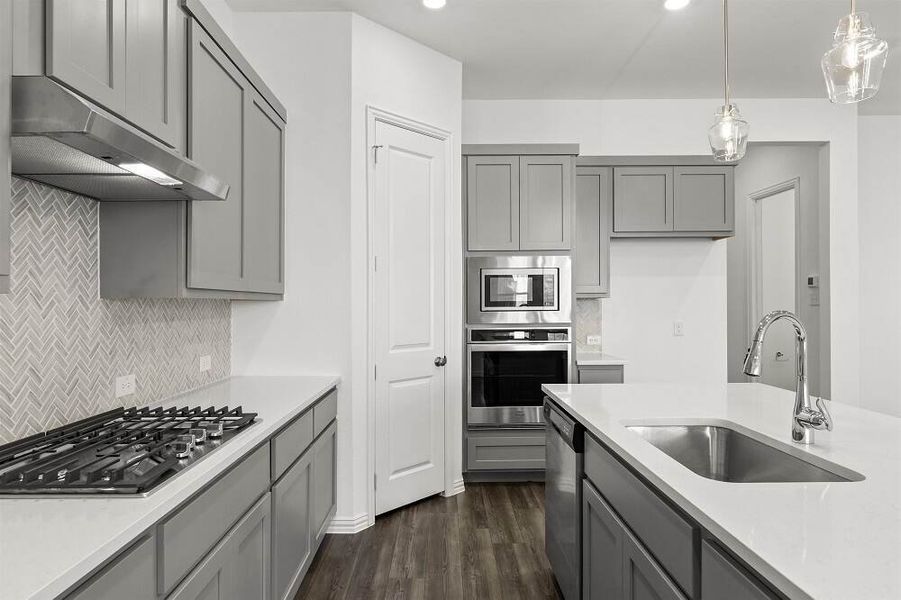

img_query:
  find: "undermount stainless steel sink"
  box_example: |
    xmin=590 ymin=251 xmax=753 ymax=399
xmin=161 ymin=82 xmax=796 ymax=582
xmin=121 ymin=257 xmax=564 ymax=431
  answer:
xmin=626 ymin=424 xmax=864 ymax=483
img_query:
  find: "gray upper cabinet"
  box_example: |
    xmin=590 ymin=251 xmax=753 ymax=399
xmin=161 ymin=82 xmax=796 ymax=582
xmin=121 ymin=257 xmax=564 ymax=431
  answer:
xmin=467 ymin=156 xmax=520 ymax=251
xmin=67 ymin=535 xmax=156 ymax=600
xmin=187 ymin=20 xmax=246 ymax=292
xmin=613 ymin=167 xmax=673 ymax=233
xmin=242 ymin=90 xmax=285 ymax=294
xmin=520 ymin=155 xmax=572 ymax=250
xmin=673 ymin=166 xmax=734 ymax=232
xmin=46 ymin=0 xmax=127 ymax=115
xmin=124 ymin=0 xmax=184 ymax=147
xmin=575 ymin=166 xmax=611 ymax=297
xmin=1 ymin=0 xmax=11 ymax=294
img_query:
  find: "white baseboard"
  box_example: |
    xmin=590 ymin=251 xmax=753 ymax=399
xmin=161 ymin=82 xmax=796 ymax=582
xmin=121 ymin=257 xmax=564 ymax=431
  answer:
xmin=442 ymin=477 xmax=465 ymax=497
xmin=326 ymin=513 xmax=370 ymax=535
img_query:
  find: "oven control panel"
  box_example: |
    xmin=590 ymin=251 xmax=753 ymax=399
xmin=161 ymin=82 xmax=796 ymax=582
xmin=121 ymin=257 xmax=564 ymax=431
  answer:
xmin=469 ymin=328 xmax=570 ymax=343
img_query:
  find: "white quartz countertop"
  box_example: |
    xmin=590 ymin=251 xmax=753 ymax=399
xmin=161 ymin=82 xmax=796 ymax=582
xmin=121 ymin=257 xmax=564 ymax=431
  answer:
xmin=0 ymin=375 xmax=340 ymax=600
xmin=575 ymin=351 xmax=627 ymax=366
xmin=541 ymin=382 xmax=901 ymax=600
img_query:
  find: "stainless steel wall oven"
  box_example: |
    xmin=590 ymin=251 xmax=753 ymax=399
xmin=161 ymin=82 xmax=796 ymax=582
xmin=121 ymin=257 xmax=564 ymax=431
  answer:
xmin=467 ymin=328 xmax=572 ymax=427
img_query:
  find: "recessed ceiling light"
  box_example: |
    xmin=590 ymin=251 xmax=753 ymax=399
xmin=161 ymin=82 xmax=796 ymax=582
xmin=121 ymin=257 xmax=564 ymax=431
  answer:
xmin=664 ymin=0 xmax=691 ymax=10
xmin=423 ymin=0 xmax=446 ymax=8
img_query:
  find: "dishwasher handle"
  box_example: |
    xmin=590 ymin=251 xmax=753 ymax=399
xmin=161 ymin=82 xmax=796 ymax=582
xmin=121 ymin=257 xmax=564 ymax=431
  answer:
xmin=544 ymin=399 xmax=583 ymax=452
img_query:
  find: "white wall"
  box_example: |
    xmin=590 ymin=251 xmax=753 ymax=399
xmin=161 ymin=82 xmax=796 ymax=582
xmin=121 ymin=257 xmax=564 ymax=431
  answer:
xmin=227 ymin=10 xmax=462 ymax=529
xmin=858 ymin=116 xmax=901 ymax=417
xmin=464 ymin=99 xmax=859 ymax=401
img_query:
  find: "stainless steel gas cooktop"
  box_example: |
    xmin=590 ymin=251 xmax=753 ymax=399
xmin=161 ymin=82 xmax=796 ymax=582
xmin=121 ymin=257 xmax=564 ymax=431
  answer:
xmin=0 ymin=405 xmax=257 ymax=496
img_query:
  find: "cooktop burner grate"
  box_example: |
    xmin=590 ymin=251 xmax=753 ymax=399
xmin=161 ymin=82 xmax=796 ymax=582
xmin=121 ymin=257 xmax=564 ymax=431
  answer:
xmin=0 ymin=405 xmax=257 ymax=496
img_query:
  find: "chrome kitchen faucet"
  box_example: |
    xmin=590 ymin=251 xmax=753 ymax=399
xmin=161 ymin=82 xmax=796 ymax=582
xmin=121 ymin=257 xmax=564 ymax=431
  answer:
xmin=742 ymin=310 xmax=833 ymax=444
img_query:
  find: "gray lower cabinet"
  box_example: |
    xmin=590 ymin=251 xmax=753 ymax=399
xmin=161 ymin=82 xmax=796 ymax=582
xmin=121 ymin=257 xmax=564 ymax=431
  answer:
xmin=46 ymin=0 xmax=127 ymax=115
xmin=575 ymin=166 xmax=612 ymax=297
xmin=466 ymin=155 xmax=520 ymax=251
xmin=701 ymin=541 xmax=778 ymax=600
xmin=168 ymin=493 xmax=271 ymax=600
xmin=311 ymin=421 xmax=338 ymax=545
xmin=466 ymin=429 xmax=546 ymax=471
xmin=583 ymin=480 xmax=624 ymax=600
xmin=623 ymin=532 xmax=687 ymax=600
xmin=520 ymin=155 xmax=573 ymax=250
xmin=577 ymin=365 xmax=624 ymax=384
xmin=272 ymin=449 xmax=314 ymax=600
xmin=67 ymin=535 xmax=157 ymax=600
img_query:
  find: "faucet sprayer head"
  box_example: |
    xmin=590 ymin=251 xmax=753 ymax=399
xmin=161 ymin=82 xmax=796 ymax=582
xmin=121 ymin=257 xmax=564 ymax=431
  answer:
xmin=742 ymin=340 xmax=763 ymax=377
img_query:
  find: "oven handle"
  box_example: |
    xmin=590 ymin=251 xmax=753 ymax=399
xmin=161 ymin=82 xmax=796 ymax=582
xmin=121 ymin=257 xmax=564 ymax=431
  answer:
xmin=467 ymin=342 xmax=572 ymax=353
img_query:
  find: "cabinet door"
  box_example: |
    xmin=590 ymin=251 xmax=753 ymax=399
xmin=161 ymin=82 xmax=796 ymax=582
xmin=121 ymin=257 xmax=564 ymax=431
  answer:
xmin=168 ymin=494 xmax=271 ymax=600
xmin=673 ymin=166 xmax=734 ymax=232
xmin=46 ymin=0 xmax=127 ymax=114
xmin=520 ymin=155 xmax=573 ymax=250
xmin=582 ymin=480 xmax=624 ymax=600
xmin=311 ymin=422 xmax=337 ymax=546
xmin=575 ymin=166 xmax=612 ymax=297
xmin=187 ymin=21 xmax=246 ymax=292
xmin=623 ymin=531 xmax=687 ymax=600
xmin=701 ymin=541 xmax=778 ymax=600
xmin=466 ymin=156 xmax=520 ymax=251
xmin=68 ymin=536 xmax=156 ymax=600
xmin=1 ymin=0 xmax=11 ymax=294
xmin=242 ymin=90 xmax=285 ymax=294
xmin=271 ymin=451 xmax=313 ymax=600
xmin=124 ymin=0 xmax=184 ymax=147
xmin=613 ymin=167 xmax=673 ymax=233
xmin=578 ymin=366 xmax=624 ymax=384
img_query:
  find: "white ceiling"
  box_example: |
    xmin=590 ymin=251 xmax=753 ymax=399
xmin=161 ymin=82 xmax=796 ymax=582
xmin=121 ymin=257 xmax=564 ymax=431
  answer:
xmin=226 ymin=0 xmax=901 ymax=115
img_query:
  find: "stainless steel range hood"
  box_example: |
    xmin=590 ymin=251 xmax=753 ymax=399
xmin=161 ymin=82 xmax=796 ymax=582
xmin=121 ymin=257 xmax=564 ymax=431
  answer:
xmin=10 ymin=76 xmax=228 ymax=202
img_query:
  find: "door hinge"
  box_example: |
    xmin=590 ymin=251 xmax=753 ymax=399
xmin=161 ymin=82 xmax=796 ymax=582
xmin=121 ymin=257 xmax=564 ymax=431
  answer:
xmin=374 ymin=473 xmax=377 ymax=490
xmin=374 ymin=364 xmax=377 ymax=380
xmin=372 ymin=144 xmax=384 ymax=164
xmin=373 ymin=255 xmax=378 ymax=272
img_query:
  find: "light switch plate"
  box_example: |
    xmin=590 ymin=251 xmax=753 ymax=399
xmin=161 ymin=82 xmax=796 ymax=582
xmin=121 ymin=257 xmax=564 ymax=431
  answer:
xmin=586 ymin=335 xmax=602 ymax=346
xmin=199 ymin=355 xmax=212 ymax=373
xmin=115 ymin=374 xmax=136 ymax=398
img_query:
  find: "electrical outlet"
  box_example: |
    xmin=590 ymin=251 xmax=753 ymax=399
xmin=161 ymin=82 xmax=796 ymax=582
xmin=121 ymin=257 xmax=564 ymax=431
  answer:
xmin=199 ymin=355 xmax=212 ymax=373
xmin=586 ymin=335 xmax=602 ymax=346
xmin=673 ymin=321 xmax=685 ymax=336
xmin=115 ymin=374 xmax=136 ymax=398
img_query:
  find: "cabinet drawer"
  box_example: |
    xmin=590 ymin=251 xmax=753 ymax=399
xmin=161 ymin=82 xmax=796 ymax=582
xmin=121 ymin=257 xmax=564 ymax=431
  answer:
xmin=578 ymin=366 xmax=624 ymax=384
xmin=584 ymin=435 xmax=698 ymax=598
xmin=467 ymin=430 xmax=545 ymax=471
xmin=313 ymin=389 xmax=337 ymax=437
xmin=68 ymin=535 xmax=156 ymax=600
xmin=271 ymin=410 xmax=313 ymax=482
xmin=160 ymin=444 xmax=270 ymax=595
xmin=702 ymin=540 xmax=778 ymax=600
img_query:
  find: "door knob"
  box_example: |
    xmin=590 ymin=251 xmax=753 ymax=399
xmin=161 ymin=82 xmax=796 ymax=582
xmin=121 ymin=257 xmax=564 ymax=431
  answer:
xmin=434 ymin=356 xmax=447 ymax=367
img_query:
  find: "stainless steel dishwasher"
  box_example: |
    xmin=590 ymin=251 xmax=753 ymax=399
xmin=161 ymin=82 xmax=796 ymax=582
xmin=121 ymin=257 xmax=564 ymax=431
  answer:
xmin=544 ymin=399 xmax=583 ymax=600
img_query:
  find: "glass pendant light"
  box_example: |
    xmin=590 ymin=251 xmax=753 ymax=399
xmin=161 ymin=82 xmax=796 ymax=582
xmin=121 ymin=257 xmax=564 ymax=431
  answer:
xmin=821 ymin=0 xmax=889 ymax=104
xmin=708 ymin=0 xmax=748 ymax=162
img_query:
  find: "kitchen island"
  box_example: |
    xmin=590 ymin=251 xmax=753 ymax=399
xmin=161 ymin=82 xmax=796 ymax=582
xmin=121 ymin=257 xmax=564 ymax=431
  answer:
xmin=542 ymin=382 xmax=901 ymax=600
xmin=0 ymin=376 xmax=339 ymax=600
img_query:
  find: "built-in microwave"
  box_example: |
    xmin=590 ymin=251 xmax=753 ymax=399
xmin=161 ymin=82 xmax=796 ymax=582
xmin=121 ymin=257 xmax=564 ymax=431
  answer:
xmin=466 ymin=255 xmax=572 ymax=325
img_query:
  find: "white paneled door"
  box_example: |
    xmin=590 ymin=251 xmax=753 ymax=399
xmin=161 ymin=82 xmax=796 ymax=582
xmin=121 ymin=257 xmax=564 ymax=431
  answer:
xmin=373 ymin=120 xmax=446 ymax=516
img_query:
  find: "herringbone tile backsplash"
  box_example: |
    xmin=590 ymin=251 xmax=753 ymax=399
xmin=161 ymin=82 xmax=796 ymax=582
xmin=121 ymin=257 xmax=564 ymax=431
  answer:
xmin=0 ymin=179 xmax=231 ymax=444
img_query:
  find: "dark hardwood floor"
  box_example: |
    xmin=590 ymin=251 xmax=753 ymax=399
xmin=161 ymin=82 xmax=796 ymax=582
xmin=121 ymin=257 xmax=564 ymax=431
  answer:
xmin=296 ymin=482 xmax=562 ymax=600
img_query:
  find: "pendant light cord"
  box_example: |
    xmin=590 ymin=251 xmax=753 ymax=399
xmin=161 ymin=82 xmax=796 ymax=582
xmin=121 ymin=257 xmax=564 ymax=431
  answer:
xmin=723 ymin=0 xmax=731 ymax=107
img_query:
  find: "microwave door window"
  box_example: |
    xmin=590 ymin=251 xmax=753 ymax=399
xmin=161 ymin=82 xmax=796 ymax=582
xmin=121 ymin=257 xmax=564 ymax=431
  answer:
xmin=484 ymin=273 xmax=554 ymax=309
xmin=470 ymin=350 xmax=568 ymax=408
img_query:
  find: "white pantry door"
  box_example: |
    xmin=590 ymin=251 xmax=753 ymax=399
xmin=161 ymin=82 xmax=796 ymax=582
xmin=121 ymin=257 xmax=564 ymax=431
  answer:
xmin=373 ymin=120 xmax=446 ymax=515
